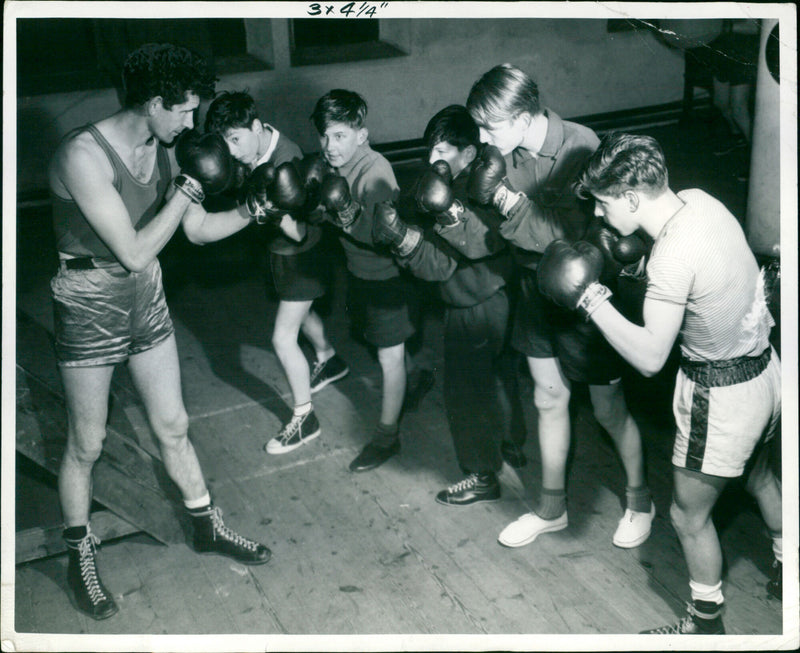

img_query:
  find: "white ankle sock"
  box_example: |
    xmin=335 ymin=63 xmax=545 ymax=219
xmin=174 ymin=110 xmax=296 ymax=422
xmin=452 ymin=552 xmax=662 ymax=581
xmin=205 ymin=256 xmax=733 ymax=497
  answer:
xmin=689 ymin=579 xmax=724 ymax=605
xmin=316 ymin=349 xmax=335 ymax=364
xmin=294 ymin=402 xmax=312 ymax=416
xmin=772 ymin=536 xmax=783 ymax=563
xmin=184 ymin=492 xmax=211 ymax=510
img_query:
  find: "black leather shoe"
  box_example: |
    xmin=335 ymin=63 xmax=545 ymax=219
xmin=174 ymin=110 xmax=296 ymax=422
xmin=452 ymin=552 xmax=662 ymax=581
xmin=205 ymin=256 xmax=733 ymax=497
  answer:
xmin=501 ymin=441 xmax=527 ymax=468
xmin=436 ymin=472 xmax=501 ymax=506
xmin=349 ymin=440 xmax=400 ymax=472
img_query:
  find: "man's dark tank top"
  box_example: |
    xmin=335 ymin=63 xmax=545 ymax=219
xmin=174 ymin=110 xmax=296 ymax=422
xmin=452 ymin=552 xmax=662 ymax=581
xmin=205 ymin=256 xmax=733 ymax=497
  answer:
xmin=52 ymin=124 xmax=172 ymax=259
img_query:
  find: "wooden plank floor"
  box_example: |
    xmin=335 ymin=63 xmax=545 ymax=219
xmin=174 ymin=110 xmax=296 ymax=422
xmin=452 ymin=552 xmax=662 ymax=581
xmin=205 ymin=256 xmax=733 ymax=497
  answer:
xmin=9 ymin=117 xmax=797 ymax=649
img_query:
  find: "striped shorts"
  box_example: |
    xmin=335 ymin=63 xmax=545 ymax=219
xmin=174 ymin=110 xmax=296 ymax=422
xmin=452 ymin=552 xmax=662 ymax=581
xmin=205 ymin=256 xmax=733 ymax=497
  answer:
xmin=672 ymin=347 xmax=781 ymax=477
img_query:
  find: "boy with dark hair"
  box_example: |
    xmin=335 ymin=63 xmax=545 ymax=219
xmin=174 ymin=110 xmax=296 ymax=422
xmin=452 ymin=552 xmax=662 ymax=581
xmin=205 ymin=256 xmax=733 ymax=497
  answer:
xmin=372 ymin=104 xmax=527 ymax=504
xmin=541 ymin=132 xmax=783 ymax=634
xmin=182 ymin=90 xmax=348 ymax=455
xmin=49 ymin=43 xmax=269 ymax=621
xmin=308 ymin=89 xmax=418 ymax=472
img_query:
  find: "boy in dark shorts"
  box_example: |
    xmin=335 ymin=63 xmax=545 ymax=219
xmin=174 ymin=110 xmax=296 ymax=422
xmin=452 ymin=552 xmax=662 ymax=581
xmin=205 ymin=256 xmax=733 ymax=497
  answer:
xmin=309 ymin=89 xmax=418 ymax=472
xmin=436 ymin=64 xmax=654 ymax=549
xmin=372 ymin=104 xmax=528 ymax=505
xmin=185 ymin=91 xmax=348 ymax=455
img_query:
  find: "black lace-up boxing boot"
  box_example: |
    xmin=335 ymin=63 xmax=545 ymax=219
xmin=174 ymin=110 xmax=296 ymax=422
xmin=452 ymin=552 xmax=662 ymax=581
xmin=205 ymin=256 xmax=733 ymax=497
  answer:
xmin=188 ymin=504 xmax=271 ymax=565
xmin=63 ymin=525 xmax=119 ymax=620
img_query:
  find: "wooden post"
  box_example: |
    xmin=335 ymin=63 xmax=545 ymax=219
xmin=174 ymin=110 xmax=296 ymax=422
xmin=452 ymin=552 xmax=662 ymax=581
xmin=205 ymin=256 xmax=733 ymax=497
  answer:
xmin=746 ymin=19 xmax=781 ymax=257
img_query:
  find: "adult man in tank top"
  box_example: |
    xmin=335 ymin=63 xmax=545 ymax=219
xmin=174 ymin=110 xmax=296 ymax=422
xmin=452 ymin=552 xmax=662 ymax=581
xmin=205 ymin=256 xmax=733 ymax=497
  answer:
xmin=48 ymin=43 xmax=269 ymax=621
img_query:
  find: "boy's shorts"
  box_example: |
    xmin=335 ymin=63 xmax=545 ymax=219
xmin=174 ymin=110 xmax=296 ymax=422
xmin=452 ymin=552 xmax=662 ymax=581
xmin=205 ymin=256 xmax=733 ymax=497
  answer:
xmin=347 ymin=272 xmax=418 ymax=348
xmin=51 ymin=258 xmax=174 ymax=367
xmin=269 ymin=243 xmax=329 ymax=302
xmin=672 ymin=347 xmax=781 ymax=477
xmin=510 ymin=269 xmax=624 ymax=385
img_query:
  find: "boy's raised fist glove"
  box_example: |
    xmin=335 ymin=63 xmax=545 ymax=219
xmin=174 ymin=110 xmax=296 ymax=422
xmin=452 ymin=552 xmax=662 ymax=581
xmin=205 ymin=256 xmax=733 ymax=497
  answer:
xmin=415 ymin=160 xmax=464 ymax=227
xmin=537 ymin=239 xmax=612 ymax=320
xmin=467 ymin=144 xmax=523 ymax=216
xmin=372 ymin=201 xmax=422 ymax=257
xmin=320 ymin=174 xmax=361 ymax=229
xmin=243 ymin=163 xmax=282 ymax=225
xmin=301 ymin=156 xmax=334 ymax=219
xmin=584 ymin=219 xmax=649 ymax=282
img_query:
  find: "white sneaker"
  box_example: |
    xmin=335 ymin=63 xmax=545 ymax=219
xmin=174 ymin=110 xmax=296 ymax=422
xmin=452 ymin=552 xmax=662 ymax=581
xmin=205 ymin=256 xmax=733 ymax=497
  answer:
xmin=612 ymin=502 xmax=656 ymax=548
xmin=498 ymin=511 xmax=568 ymax=548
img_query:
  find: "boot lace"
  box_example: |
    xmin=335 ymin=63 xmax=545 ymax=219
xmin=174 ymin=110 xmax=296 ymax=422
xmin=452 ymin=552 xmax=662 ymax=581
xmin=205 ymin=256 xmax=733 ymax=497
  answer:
xmin=446 ymin=473 xmax=480 ymax=494
xmin=210 ymin=507 xmax=259 ymax=552
xmin=309 ymin=360 xmax=326 ymax=384
xmin=76 ymin=531 xmax=110 ymax=605
xmin=276 ymin=414 xmax=304 ymax=443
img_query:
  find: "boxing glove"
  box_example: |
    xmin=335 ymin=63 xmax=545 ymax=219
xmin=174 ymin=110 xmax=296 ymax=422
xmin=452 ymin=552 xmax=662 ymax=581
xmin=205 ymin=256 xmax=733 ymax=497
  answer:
xmin=242 ymin=163 xmax=283 ymax=226
xmin=415 ymin=160 xmax=464 ymax=227
xmin=269 ymin=161 xmax=307 ymax=214
xmin=300 ymin=156 xmax=334 ymax=221
xmin=372 ymin=201 xmax=422 ymax=257
xmin=537 ymin=239 xmax=612 ymax=319
xmin=585 ymin=219 xmax=650 ymax=282
xmin=174 ymin=129 xmax=234 ymax=200
xmin=320 ymin=174 xmax=361 ymax=229
xmin=467 ymin=144 xmax=524 ymax=216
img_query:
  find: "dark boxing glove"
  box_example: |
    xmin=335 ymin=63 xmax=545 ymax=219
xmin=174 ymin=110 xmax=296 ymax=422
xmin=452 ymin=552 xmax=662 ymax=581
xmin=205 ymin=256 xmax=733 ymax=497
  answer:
xmin=242 ymin=163 xmax=282 ymax=225
xmin=584 ymin=218 xmax=649 ymax=282
xmin=320 ymin=174 xmax=361 ymax=229
xmin=467 ymin=144 xmax=524 ymax=216
xmin=269 ymin=161 xmax=307 ymax=214
xmin=537 ymin=239 xmax=612 ymax=320
xmin=300 ymin=156 xmax=334 ymax=222
xmin=372 ymin=201 xmax=422 ymax=257
xmin=174 ymin=129 xmax=234 ymax=201
xmin=415 ymin=160 xmax=464 ymax=228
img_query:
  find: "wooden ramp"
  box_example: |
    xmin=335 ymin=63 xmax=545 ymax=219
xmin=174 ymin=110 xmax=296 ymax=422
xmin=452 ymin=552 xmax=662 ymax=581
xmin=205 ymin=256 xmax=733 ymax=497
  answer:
xmin=15 ymin=312 xmax=184 ymax=563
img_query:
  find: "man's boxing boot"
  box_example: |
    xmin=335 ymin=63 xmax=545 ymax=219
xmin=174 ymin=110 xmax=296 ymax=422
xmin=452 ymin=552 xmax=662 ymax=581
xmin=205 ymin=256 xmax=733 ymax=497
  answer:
xmin=415 ymin=160 xmax=464 ymax=227
xmin=188 ymin=504 xmax=271 ymax=565
xmin=174 ymin=129 xmax=234 ymax=198
xmin=372 ymin=201 xmax=423 ymax=257
xmin=436 ymin=472 xmax=501 ymax=506
xmin=320 ymin=174 xmax=362 ymax=229
xmin=537 ymin=240 xmax=612 ymax=319
xmin=467 ymin=144 xmax=525 ymax=216
xmin=63 ymin=525 xmax=118 ymax=620
xmin=641 ymin=601 xmax=725 ymax=634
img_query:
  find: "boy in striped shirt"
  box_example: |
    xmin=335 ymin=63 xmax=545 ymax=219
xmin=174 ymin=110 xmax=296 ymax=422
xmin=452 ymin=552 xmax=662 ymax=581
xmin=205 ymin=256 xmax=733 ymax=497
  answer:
xmin=552 ymin=132 xmax=782 ymax=634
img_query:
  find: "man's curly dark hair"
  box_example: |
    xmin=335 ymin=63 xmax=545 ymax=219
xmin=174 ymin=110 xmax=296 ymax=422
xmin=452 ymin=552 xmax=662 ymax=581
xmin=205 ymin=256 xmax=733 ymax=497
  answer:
xmin=122 ymin=43 xmax=217 ymax=109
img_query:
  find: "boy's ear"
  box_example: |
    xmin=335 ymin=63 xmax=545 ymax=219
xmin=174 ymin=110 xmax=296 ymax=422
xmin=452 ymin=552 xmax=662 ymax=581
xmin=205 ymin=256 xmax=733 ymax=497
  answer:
xmin=251 ymin=118 xmax=262 ymax=132
xmin=357 ymin=127 xmax=368 ymax=145
xmin=462 ymin=144 xmax=477 ymax=164
xmin=624 ymin=189 xmax=640 ymax=212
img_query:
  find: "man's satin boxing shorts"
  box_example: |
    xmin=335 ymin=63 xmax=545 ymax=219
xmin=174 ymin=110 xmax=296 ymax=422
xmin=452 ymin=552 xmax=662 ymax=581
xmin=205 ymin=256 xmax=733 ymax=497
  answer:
xmin=51 ymin=257 xmax=174 ymax=367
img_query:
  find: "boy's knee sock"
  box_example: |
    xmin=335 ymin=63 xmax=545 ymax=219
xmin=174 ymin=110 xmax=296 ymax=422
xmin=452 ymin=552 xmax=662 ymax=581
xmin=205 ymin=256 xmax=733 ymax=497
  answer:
xmin=689 ymin=579 xmax=724 ymax=613
xmin=534 ymin=488 xmax=567 ymax=520
xmin=373 ymin=421 xmax=399 ymax=447
xmin=625 ymin=485 xmax=652 ymax=513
